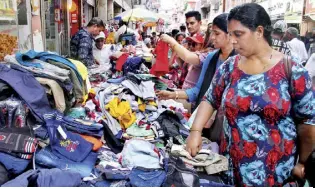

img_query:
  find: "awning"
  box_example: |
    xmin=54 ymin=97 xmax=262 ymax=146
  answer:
xmin=305 ymin=14 xmax=315 ymax=21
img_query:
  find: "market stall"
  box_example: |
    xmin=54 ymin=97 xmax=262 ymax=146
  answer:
xmin=0 ymin=30 xmax=230 ymax=186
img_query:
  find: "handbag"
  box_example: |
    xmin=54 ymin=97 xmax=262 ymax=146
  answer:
xmin=283 ymin=55 xmax=315 ymax=186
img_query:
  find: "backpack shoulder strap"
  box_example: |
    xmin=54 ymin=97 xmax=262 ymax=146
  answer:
xmin=283 ymin=55 xmax=292 ymax=82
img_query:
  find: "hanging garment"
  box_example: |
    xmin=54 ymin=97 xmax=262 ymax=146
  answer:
xmin=150 ymin=40 xmax=169 ymax=77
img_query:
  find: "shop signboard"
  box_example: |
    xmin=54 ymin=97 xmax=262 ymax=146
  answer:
xmin=284 ymin=0 xmax=303 ymax=23
xmin=0 ymin=0 xmax=16 ymax=22
xmin=268 ymin=0 xmax=287 ymax=20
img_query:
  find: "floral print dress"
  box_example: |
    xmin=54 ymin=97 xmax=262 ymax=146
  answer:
xmin=203 ymin=55 xmax=315 ymax=186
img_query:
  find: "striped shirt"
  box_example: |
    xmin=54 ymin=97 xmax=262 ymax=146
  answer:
xmin=70 ymin=28 xmax=95 ymax=67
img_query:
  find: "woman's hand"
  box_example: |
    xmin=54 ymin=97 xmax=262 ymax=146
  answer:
xmin=156 ymin=90 xmax=175 ymax=100
xmin=160 ymin=34 xmax=176 ymax=45
xmin=292 ymin=163 xmax=305 ymax=180
xmin=186 ymin=131 xmax=203 ymax=157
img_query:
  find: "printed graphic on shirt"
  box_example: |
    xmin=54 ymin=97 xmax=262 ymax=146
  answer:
xmin=0 ymin=135 xmax=6 ymax=141
xmin=60 ymin=139 xmax=79 ymax=152
xmin=272 ymin=39 xmax=291 ymax=55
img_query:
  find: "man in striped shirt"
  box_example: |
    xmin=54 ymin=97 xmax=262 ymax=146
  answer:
xmin=70 ymin=17 xmax=105 ymax=68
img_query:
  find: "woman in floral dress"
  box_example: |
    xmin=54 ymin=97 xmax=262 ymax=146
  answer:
xmin=186 ymin=3 xmax=315 ymax=187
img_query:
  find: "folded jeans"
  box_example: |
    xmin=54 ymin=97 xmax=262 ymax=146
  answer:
xmin=129 ymin=167 xmax=166 ymax=187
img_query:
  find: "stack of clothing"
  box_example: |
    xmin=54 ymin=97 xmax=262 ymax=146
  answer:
xmin=4 ymin=50 xmax=90 ymax=112
xmin=0 ymin=47 xmax=230 ymax=188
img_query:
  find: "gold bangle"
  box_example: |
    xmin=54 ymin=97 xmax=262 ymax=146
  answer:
xmin=171 ymin=43 xmax=177 ymax=49
xmin=190 ymin=129 xmax=202 ymax=134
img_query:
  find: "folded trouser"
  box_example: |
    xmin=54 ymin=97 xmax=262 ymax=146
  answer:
xmin=44 ymin=112 xmax=93 ymax=162
xmin=36 ymin=77 xmax=66 ymax=113
xmin=64 ymin=125 xmax=103 ymax=138
xmin=0 ymin=152 xmax=30 ymax=175
xmin=0 ymin=131 xmax=37 ymax=158
xmin=0 ymin=64 xmax=53 ymax=122
xmin=129 ymin=167 xmax=166 ymax=187
xmin=35 ymin=147 xmax=97 ymax=178
xmin=62 ymin=116 xmax=103 ymax=131
xmin=101 ymin=168 xmax=131 ymax=180
xmin=62 ymin=116 xmax=103 ymax=137
xmin=0 ymin=163 xmax=9 ymax=185
xmin=171 ymin=144 xmax=229 ymax=175
xmin=162 ymin=156 xmax=200 ymax=187
xmin=2 ymin=168 xmax=82 ymax=187
xmin=200 ymin=179 xmax=232 ymax=187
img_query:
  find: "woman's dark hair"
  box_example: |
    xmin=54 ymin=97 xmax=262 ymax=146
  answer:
xmin=203 ymin=23 xmax=212 ymax=49
xmin=213 ymin=13 xmax=228 ymax=34
xmin=175 ymin=33 xmax=186 ymax=41
xmin=228 ymin=3 xmax=272 ymax=45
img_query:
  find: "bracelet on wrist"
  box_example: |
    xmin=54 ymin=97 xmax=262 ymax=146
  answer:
xmin=190 ymin=129 xmax=202 ymax=134
xmin=171 ymin=43 xmax=177 ymax=49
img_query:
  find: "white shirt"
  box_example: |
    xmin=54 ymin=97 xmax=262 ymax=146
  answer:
xmin=93 ymin=44 xmax=113 ymax=71
xmin=114 ymin=25 xmax=140 ymax=43
xmin=287 ymin=38 xmax=308 ymax=62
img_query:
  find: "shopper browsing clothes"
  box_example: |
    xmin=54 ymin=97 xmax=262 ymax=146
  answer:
xmin=93 ymin=31 xmax=114 ymax=72
xmin=186 ymin=3 xmax=315 ymax=186
xmin=158 ymin=14 xmax=235 ymax=109
xmin=70 ymin=17 xmax=105 ymax=68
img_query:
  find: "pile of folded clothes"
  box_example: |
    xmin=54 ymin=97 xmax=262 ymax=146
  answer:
xmin=0 ymin=49 xmax=230 ymax=187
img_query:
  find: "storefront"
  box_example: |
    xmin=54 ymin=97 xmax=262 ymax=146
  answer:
xmin=284 ymin=0 xmax=303 ymax=33
xmin=41 ymin=0 xmax=70 ymax=55
xmin=301 ymin=0 xmax=315 ymax=36
xmin=0 ymin=0 xmax=18 ymax=60
xmin=82 ymin=0 xmax=95 ymax=26
xmin=208 ymin=0 xmax=223 ymax=23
